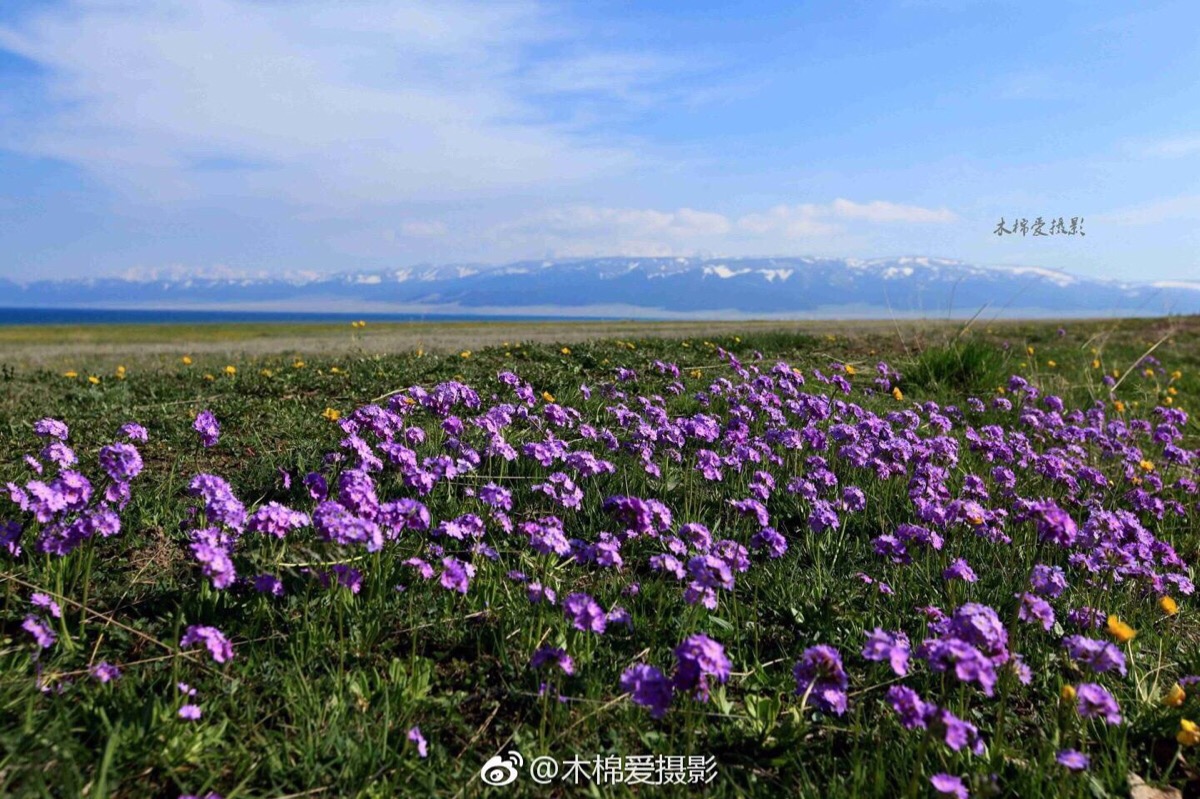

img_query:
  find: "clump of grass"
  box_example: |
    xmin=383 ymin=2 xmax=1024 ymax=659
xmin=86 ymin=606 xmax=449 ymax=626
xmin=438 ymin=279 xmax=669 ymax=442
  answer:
xmin=902 ymin=337 xmax=1007 ymax=394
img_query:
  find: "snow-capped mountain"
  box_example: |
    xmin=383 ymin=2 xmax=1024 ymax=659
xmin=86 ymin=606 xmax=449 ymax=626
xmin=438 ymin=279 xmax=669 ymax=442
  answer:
xmin=1 ymin=257 xmax=1197 ymax=319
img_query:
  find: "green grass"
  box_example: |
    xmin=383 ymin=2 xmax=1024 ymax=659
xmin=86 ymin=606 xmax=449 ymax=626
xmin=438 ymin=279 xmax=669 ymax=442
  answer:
xmin=0 ymin=317 xmax=1199 ymax=798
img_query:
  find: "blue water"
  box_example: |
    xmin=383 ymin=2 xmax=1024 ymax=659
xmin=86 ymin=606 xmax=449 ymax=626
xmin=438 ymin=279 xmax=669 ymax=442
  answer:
xmin=0 ymin=307 xmax=578 ymax=326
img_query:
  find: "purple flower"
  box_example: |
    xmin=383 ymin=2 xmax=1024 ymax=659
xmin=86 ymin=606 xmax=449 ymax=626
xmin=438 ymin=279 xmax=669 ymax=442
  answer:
xmin=620 ymin=663 xmax=673 ymax=718
xmin=930 ymin=774 xmax=968 ymax=799
xmin=1075 ymin=683 xmax=1122 ymax=725
xmin=119 ymin=422 xmax=149 ymax=442
xmin=749 ymin=526 xmax=788 ymax=559
xmin=180 ymin=625 xmax=234 ymax=663
xmin=439 ymin=557 xmax=476 ymax=594
xmin=1030 ymin=564 xmax=1068 ymax=598
xmin=34 ymin=418 xmax=69 ymax=440
xmin=1063 ymin=636 xmax=1127 ymax=676
xmin=942 ymin=558 xmax=977 ymax=583
xmin=246 ymin=502 xmax=310 ymax=538
xmin=178 ymin=704 xmax=202 ymax=720
xmin=254 ymin=574 xmax=285 ymax=596
xmin=98 ymin=443 xmax=144 ymax=482
xmin=886 ymin=685 xmax=932 ymax=730
xmin=31 ymin=592 xmax=62 ymax=619
xmin=22 ymin=615 xmax=56 ymax=649
xmin=193 ymin=411 xmax=220 ymax=448
xmin=91 ymin=662 xmax=121 ymax=683
xmin=1056 ymin=749 xmax=1089 ymax=770
xmin=1016 ymin=592 xmax=1056 ymax=631
xmin=674 ymin=634 xmax=732 ymax=702
xmin=563 ymin=593 xmax=607 ymax=634
xmin=407 ymin=726 xmax=428 ymax=758
xmin=530 ymin=646 xmax=575 ymax=675
xmin=793 ymin=645 xmax=848 ymax=715
xmin=862 ymin=628 xmax=910 ymax=676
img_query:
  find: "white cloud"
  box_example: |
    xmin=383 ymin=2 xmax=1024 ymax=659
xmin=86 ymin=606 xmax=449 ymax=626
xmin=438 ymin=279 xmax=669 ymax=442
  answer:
xmin=736 ymin=198 xmax=955 ymax=236
xmin=0 ymin=0 xmax=690 ymax=208
xmin=1140 ymin=136 xmax=1200 ymax=158
xmin=1095 ymin=195 xmax=1200 ymax=226
xmin=400 ymin=220 xmax=449 ymax=237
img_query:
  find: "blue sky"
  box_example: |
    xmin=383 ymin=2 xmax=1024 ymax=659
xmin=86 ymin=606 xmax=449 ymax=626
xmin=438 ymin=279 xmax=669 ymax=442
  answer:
xmin=0 ymin=0 xmax=1197 ymax=281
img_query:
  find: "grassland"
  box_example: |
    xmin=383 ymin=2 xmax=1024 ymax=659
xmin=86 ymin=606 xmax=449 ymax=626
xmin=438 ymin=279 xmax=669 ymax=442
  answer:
xmin=1 ymin=316 xmax=1199 ymax=798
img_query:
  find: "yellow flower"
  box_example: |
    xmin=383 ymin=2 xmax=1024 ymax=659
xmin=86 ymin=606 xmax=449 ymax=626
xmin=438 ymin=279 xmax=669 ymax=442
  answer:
xmin=542 ymin=391 xmax=555 ymax=403
xmin=1113 ymin=400 xmax=1126 ymax=413
xmin=1178 ymin=719 xmax=1200 ymax=747
xmin=330 ymin=367 xmax=343 ymax=374
xmin=1171 ymin=369 xmax=1182 ymax=380
xmin=224 ymin=365 xmax=237 ymax=376
xmin=1106 ymin=615 xmax=1136 ymax=643
xmin=561 ymin=347 xmax=571 ymax=355
xmin=1163 ymin=683 xmax=1186 ymax=708
xmin=1161 ymin=596 xmax=1179 ymax=616
xmin=293 ymin=360 xmax=305 ymax=369
xmin=115 ymin=365 xmax=127 ymax=379
xmin=844 ymin=364 xmax=857 ymax=375
xmin=996 ymin=386 xmax=1005 ymax=395
xmin=63 ymin=370 xmax=78 ymax=378
xmin=892 ymin=387 xmax=904 ymax=401
xmin=1143 ymin=368 xmax=1155 ymax=378
xmin=1112 ymin=368 xmax=1120 ymax=378
xmin=734 ymin=336 xmax=741 ymax=343
xmin=1165 ymin=396 xmax=1174 ymax=406
xmin=1139 ymin=459 xmax=1155 ymax=473
xmin=1026 ymin=345 xmax=1035 ymax=356
xmin=261 ymin=369 xmax=274 ymax=377
xmin=1047 ymin=360 xmax=1057 ymax=368
xmin=1168 ymin=386 xmax=1178 ymax=396
xmin=1092 ymin=359 xmax=1101 ymax=369
xmin=322 ymin=407 xmax=341 ymax=421
xmin=460 ymin=351 xmax=471 ymax=359
xmin=204 ymin=373 xmax=215 ymax=381
xmin=87 ymin=375 xmax=100 ymax=385
xmin=181 ymin=355 xmax=193 ymax=365
xmin=690 ymin=369 xmax=703 ymax=379
xmin=1061 ymin=685 xmax=1076 ymax=702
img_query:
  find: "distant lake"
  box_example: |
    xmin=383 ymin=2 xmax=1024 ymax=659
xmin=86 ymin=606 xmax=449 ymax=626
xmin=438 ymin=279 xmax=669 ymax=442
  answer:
xmin=0 ymin=307 xmax=581 ymax=326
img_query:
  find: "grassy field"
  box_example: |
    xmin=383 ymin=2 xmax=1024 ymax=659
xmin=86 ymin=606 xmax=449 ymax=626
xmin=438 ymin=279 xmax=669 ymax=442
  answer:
xmin=1 ymin=316 xmax=1199 ymax=798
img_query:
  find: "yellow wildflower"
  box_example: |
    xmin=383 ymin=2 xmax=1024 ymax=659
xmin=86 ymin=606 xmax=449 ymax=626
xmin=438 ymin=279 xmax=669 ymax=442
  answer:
xmin=261 ymin=369 xmax=273 ymax=377
xmin=322 ymin=408 xmax=341 ymax=421
xmin=115 ymin=365 xmax=127 ymax=379
xmin=1178 ymin=719 xmax=1200 ymax=747
xmin=892 ymin=387 xmax=904 ymax=401
xmin=1047 ymin=360 xmax=1057 ymax=368
xmin=293 ymin=360 xmax=305 ymax=369
xmin=330 ymin=367 xmax=343 ymax=374
xmin=87 ymin=375 xmax=100 ymax=385
xmin=1026 ymin=346 xmax=1035 ymax=356
xmin=1161 ymin=596 xmax=1179 ymax=616
xmin=181 ymin=355 xmax=193 ymax=365
xmin=224 ymin=365 xmax=237 ymax=376
xmin=1092 ymin=359 xmax=1101 ymax=369
xmin=204 ymin=374 xmax=215 ymax=381
xmin=844 ymin=364 xmax=857 ymax=376
xmin=460 ymin=351 xmax=471 ymax=359
xmin=1061 ymin=685 xmax=1076 ymax=702
xmin=542 ymin=391 xmax=555 ymax=403
xmin=561 ymin=347 xmax=571 ymax=355
xmin=1163 ymin=684 xmax=1186 ymax=708
xmin=63 ymin=370 xmax=78 ymax=378
xmin=1170 ymin=369 xmax=1182 ymax=380
xmin=690 ymin=369 xmax=703 ymax=379
xmin=1139 ymin=460 xmax=1155 ymax=473
xmin=1113 ymin=400 xmax=1126 ymax=413
xmin=1106 ymin=615 xmax=1136 ymax=643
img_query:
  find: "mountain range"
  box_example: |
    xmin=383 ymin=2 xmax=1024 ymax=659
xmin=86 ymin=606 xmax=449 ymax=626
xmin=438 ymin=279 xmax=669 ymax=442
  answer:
xmin=2 ymin=257 xmax=1198 ymax=319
